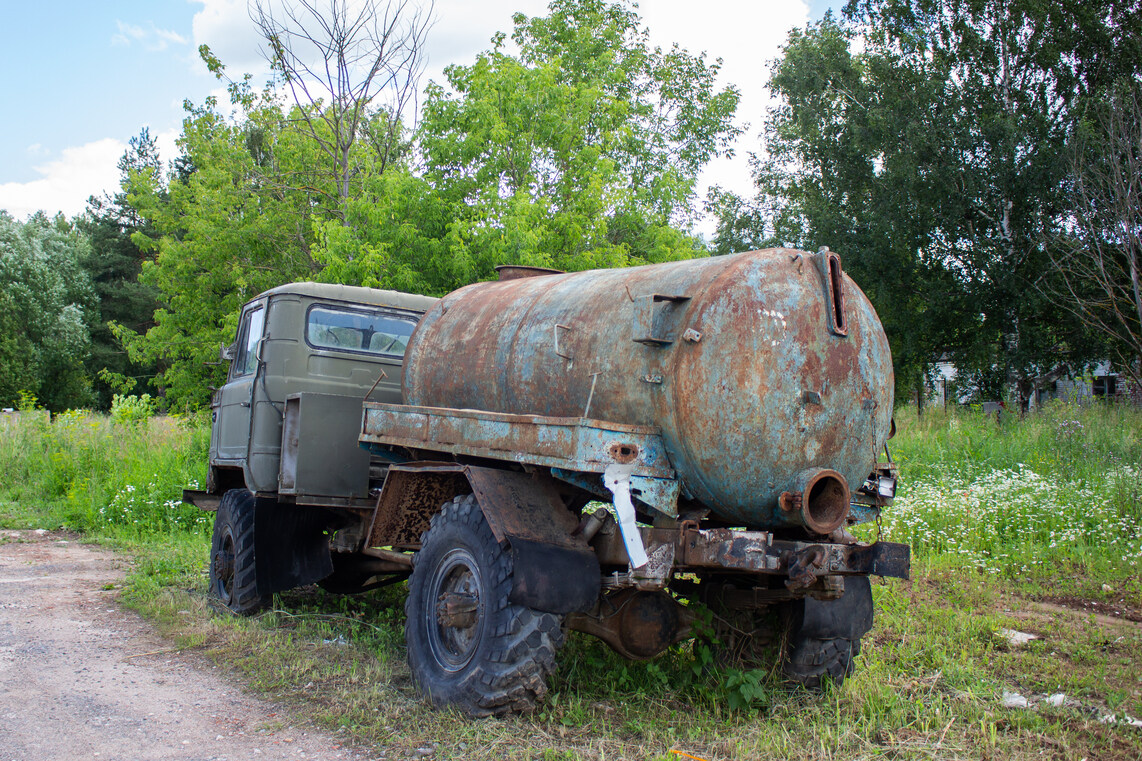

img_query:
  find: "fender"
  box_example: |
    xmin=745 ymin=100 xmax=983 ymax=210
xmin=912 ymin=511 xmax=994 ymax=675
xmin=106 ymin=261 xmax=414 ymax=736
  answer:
xmin=368 ymin=463 xmax=600 ymax=614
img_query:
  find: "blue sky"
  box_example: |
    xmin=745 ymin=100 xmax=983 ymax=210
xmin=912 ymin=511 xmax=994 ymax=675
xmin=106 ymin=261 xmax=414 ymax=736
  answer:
xmin=0 ymin=1 xmax=838 ymax=225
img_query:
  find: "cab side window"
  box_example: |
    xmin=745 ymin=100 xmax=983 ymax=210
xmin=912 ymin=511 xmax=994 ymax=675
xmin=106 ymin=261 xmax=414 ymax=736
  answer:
xmin=231 ymin=306 xmax=265 ymax=378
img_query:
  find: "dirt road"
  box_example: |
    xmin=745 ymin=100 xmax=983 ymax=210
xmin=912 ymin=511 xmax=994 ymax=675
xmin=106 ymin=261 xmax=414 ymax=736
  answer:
xmin=0 ymin=531 xmax=372 ymax=761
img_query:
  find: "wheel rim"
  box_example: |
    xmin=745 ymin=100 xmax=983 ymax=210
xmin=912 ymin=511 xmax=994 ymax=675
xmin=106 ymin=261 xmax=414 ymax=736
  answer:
xmin=213 ymin=529 xmax=236 ymax=605
xmin=425 ymin=547 xmax=485 ymax=673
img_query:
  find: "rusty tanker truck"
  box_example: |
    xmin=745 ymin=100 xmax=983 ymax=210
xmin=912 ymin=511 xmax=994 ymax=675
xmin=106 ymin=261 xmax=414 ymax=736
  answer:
xmin=185 ymin=248 xmax=909 ymax=716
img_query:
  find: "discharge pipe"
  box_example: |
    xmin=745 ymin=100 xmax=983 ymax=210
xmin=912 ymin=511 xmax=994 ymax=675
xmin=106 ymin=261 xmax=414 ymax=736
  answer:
xmin=780 ymin=468 xmax=851 ymax=535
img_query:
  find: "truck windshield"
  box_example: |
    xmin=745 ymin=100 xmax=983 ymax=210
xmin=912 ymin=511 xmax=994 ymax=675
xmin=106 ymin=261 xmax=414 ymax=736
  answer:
xmin=306 ymin=304 xmax=419 ymax=358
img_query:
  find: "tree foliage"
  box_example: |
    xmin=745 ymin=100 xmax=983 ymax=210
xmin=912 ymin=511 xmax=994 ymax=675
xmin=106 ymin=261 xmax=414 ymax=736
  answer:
xmin=125 ymin=69 xmax=334 ymax=409
xmin=716 ymin=0 xmax=1141 ymax=405
xmin=407 ymin=0 xmax=740 ymax=283
xmin=0 ymin=212 xmax=98 ymax=411
xmin=79 ymin=129 xmax=163 ymax=409
xmin=289 ymin=0 xmax=745 ymax=296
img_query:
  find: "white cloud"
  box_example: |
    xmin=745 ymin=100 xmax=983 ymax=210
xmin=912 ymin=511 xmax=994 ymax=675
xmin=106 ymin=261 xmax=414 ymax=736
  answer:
xmin=112 ymin=20 xmax=189 ymax=52
xmin=191 ymin=0 xmax=269 ymax=76
xmin=154 ymin=127 xmax=182 ymax=168
xmin=156 ymin=27 xmax=190 ymax=46
xmin=0 ymin=139 xmax=126 ymax=220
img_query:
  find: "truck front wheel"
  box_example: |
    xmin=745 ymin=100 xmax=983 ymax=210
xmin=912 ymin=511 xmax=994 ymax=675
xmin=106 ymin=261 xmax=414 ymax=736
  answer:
xmin=405 ymin=494 xmax=564 ymax=717
xmin=210 ymin=489 xmax=265 ymax=615
xmin=782 ymin=635 xmax=859 ymax=689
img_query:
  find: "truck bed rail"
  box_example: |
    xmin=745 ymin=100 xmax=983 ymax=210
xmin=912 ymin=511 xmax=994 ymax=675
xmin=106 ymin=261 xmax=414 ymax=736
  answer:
xmin=360 ymin=403 xmax=676 ymax=480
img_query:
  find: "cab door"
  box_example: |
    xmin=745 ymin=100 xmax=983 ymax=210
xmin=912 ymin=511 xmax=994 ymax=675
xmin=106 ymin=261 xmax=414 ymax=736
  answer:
xmin=213 ymin=302 xmax=266 ymax=464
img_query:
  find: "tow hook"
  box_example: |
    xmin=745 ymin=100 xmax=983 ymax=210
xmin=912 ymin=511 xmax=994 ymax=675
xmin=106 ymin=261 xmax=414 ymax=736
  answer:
xmin=785 ymin=545 xmax=826 ymax=591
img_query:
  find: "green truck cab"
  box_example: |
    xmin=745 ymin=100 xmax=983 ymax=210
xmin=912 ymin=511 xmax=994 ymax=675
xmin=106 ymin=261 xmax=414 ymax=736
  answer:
xmin=205 ymin=282 xmax=437 ymax=498
xmin=186 ymin=283 xmax=437 ymax=611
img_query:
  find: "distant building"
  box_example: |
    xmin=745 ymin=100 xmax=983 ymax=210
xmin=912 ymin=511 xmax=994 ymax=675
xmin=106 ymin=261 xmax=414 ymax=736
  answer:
xmin=1052 ymin=361 xmax=1125 ymax=404
xmin=927 ymin=359 xmax=1129 ymax=408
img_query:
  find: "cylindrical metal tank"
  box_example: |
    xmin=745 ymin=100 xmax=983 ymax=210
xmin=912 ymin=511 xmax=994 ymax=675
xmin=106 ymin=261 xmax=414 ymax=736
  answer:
xmin=403 ymin=249 xmax=894 ymax=531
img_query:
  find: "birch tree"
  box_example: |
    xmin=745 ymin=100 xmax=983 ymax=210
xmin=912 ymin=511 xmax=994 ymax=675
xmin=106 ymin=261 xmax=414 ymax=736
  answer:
xmin=1048 ymin=84 xmax=1142 ymax=385
xmin=250 ymin=0 xmax=435 ymax=211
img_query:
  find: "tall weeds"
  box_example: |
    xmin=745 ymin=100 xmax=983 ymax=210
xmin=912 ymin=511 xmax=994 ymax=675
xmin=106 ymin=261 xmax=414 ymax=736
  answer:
xmin=0 ymin=410 xmax=210 ymax=538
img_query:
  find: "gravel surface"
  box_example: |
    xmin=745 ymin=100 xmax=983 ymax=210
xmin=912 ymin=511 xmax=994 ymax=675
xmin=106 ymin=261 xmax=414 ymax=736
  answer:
xmin=0 ymin=530 xmax=371 ymax=761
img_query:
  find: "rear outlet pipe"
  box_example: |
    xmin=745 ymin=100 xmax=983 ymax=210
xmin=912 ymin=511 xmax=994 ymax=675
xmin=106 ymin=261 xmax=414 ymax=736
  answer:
xmin=781 ymin=468 xmax=851 ymax=534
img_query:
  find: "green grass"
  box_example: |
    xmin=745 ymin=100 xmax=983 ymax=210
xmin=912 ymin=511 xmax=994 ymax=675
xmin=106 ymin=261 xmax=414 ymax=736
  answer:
xmin=885 ymin=402 xmax=1142 ymax=592
xmin=1 ymin=401 xmax=1140 ymax=760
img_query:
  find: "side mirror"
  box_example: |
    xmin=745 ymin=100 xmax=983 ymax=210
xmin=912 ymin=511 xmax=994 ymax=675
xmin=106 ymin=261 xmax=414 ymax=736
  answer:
xmin=220 ymin=342 xmax=236 ymax=361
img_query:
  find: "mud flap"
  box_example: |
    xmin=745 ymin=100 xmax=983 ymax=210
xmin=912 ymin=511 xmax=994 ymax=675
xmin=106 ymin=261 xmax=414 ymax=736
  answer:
xmin=508 ymin=537 xmax=600 ymax=615
xmin=253 ymin=498 xmax=334 ymax=596
xmin=787 ymin=576 xmax=874 ymax=641
xmin=465 ymin=467 xmax=602 ymax=616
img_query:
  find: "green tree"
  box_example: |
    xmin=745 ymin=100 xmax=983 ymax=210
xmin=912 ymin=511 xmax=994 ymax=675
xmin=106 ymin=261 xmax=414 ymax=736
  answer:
xmin=125 ymin=67 xmax=335 ymax=409
xmin=711 ymin=16 xmax=972 ymax=403
xmin=718 ymin=1 xmax=1140 ymax=406
xmin=126 ymin=37 xmax=443 ymax=408
xmin=390 ymin=0 xmax=741 ymax=289
xmin=78 ymin=128 xmax=163 ymax=409
xmin=311 ymin=168 xmax=453 ymax=294
xmin=0 ymin=212 xmax=98 ymax=411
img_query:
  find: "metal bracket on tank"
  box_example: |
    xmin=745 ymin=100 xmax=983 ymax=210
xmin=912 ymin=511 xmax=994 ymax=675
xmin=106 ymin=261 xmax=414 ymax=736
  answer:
xmin=632 ymin=294 xmax=691 ymax=346
xmin=816 ymin=247 xmax=848 ymax=337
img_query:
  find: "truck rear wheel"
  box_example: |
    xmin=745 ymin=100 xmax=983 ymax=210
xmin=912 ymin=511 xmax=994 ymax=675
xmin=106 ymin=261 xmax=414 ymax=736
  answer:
xmin=210 ymin=489 xmax=265 ymax=615
xmin=702 ymin=577 xmax=869 ymax=690
xmin=781 ymin=576 xmax=873 ymax=690
xmin=782 ymin=635 xmax=859 ymax=688
xmin=405 ymin=494 xmax=564 ymax=717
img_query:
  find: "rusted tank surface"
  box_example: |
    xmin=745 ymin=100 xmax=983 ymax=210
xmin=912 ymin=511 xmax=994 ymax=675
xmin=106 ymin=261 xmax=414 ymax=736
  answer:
xmin=403 ymin=248 xmax=894 ymax=530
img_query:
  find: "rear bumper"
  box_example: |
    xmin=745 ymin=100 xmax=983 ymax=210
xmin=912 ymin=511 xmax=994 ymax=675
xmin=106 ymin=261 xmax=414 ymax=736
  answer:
xmin=682 ymin=527 xmax=910 ymax=580
xmin=592 ymin=523 xmax=910 ymax=588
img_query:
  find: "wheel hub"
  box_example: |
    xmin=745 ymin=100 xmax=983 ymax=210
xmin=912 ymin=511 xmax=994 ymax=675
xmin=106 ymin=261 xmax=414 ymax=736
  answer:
xmin=213 ymin=533 xmax=236 ymax=603
xmin=425 ymin=548 xmax=484 ymax=672
xmin=436 ymin=591 xmax=479 ymax=628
